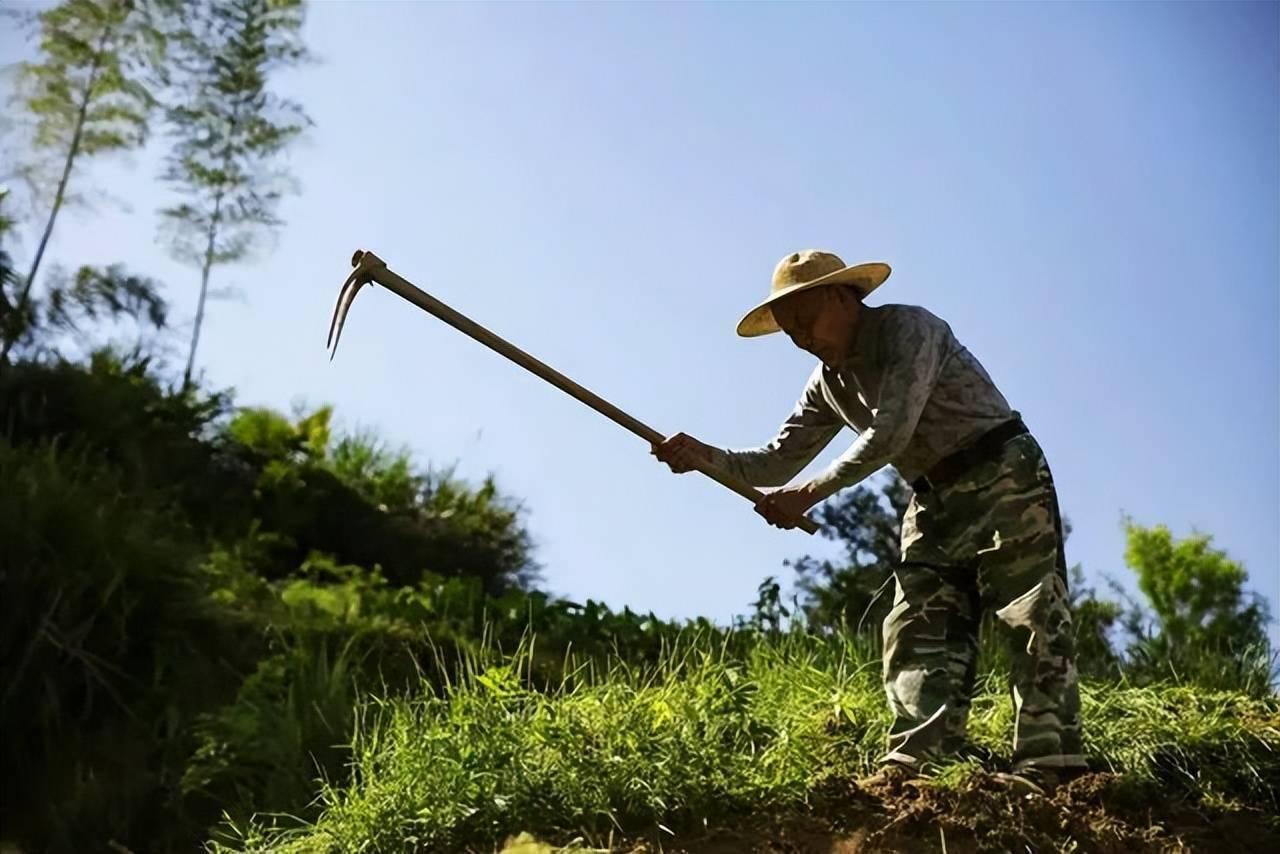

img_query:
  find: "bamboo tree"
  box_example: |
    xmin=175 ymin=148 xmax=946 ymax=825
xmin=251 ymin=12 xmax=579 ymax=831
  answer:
xmin=0 ymin=189 xmax=17 ymax=320
xmin=2 ymin=0 xmax=164 ymax=362
xmin=159 ymin=0 xmax=309 ymax=388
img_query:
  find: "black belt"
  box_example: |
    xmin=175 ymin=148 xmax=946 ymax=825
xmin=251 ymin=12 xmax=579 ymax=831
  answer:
xmin=911 ymin=415 xmax=1029 ymax=494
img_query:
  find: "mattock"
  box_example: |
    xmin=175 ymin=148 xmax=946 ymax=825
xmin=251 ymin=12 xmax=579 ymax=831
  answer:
xmin=327 ymin=249 xmax=820 ymax=535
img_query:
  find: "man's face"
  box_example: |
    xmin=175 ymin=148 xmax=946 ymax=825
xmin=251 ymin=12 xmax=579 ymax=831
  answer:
xmin=771 ymin=287 xmax=854 ymax=365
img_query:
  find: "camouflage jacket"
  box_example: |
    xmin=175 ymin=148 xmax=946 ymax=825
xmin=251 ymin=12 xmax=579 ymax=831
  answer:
xmin=706 ymin=303 xmax=1015 ymax=495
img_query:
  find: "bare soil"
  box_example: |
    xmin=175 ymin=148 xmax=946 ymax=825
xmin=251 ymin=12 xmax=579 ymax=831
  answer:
xmin=502 ymin=773 xmax=1280 ymax=854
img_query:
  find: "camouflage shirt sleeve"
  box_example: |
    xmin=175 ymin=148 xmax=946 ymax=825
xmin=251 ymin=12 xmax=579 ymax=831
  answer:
xmin=808 ymin=309 xmax=948 ymax=498
xmin=705 ymin=364 xmax=844 ymax=487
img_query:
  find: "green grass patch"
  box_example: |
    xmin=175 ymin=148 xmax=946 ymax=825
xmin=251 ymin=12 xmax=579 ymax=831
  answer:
xmin=216 ymin=630 xmax=1280 ymax=853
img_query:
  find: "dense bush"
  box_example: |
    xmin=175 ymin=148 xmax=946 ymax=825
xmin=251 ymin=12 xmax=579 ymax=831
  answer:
xmin=0 ymin=438 xmax=244 ymax=848
xmin=0 ymin=354 xmax=595 ymax=851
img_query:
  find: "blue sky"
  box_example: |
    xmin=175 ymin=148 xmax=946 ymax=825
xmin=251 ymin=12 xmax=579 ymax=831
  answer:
xmin=3 ymin=1 xmax=1276 ymax=630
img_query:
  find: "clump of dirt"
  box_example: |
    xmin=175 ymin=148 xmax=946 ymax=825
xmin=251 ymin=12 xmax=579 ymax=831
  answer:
xmin=537 ymin=773 xmax=1280 ymax=853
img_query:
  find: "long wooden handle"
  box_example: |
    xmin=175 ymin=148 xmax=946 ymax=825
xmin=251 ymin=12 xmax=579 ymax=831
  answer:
xmin=353 ymin=251 xmax=819 ymax=535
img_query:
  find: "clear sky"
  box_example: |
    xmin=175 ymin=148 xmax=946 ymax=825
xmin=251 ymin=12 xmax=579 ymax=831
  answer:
xmin=3 ymin=1 xmax=1277 ymax=630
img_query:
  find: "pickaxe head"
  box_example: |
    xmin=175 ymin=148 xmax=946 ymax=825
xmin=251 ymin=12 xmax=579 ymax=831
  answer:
xmin=326 ymin=249 xmax=385 ymax=360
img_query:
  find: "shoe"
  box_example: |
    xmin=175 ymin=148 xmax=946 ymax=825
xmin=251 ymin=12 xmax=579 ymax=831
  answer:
xmin=994 ymin=766 xmax=1086 ymax=797
xmin=857 ymin=762 xmax=920 ymax=788
xmin=992 ymin=771 xmax=1047 ymax=797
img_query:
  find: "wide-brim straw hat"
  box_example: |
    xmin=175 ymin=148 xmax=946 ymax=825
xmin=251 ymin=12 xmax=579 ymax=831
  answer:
xmin=736 ymin=249 xmax=891 ymax=337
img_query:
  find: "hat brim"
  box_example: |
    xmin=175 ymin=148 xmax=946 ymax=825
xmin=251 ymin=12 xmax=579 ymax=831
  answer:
xmin=736 ymin=262 xmax=891 ymax=338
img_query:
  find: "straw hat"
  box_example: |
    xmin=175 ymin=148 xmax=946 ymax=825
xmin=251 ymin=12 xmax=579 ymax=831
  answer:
xmin=736 ymin=249 xmax=891 ymax=337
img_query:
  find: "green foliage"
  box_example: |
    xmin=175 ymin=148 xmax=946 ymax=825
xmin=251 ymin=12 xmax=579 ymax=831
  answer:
xmin=19 ymin=0 xmax=162 ymax=157
xmin=745 ymin=575 xmax=793 ymax=634
xmin=228 ymin=405 xmax=332 ymax=466
xmin=1082 ymin=683 xmax=1280 ymax=805
xmin=0 ymin=189 xmax=24 ymax=347
xmin=159 ymin=0 xmax=308 ymax=265
xmin=328 ymin=430 xmax=417 ymax=511
xmin=169 ymin=525 xmax=705 ymax=844
xmin=0 ymin=187 xmax=15 ymax=240
xmin=1118 ymin=518 xmax=1274 ymax=693
xmin=220 ymin=636 xmax=1280 ymax=853
xmin=0 ymin=439 xmax=245 ymax=850
xmin=4 ymin=262 xmax=169 ymax=359
xmin=158 ymin=0 xmax=310 ymax=384
xmin=42 ymin=263 xmax=167 ymax=333
xmin=238 ymin=632 xmax=886 ymax=852
xmin=5 ymin=0 xmax=167 ymax=338
xmin=1066 ymin=564 xmax=1125 ymax=680
xmin=1 ymin=7 xmax=169 ymax=364
xmin=0 ymin=351 xmax=239 ymax=519
xmin=0 ymin=352 xmax=564 ymax=851
xmin=183 ymin=633 xmax=364 ymax=835
xmin=1123 ymin=518 xmax=1269 ymax=648
xmin=225 ymin=404 xmax=540 ymax=593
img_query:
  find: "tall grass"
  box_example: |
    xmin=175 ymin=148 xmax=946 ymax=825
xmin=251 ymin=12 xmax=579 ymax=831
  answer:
xmin=219 ymin=629 xmax=1280 ymax=853
xmin=0 ymin=439 xmax=239 ymax=849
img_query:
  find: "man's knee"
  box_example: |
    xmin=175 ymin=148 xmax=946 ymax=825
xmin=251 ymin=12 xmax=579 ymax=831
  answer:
xmin=885 ymin=661 xmax=971 ymax=718
xmin=993 ymin=570 xmax=1074 ymax=653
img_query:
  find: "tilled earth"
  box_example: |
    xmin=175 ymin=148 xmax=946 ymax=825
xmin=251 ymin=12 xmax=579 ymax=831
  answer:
xmin=497 ymin=773 xmax=1280 ymax=853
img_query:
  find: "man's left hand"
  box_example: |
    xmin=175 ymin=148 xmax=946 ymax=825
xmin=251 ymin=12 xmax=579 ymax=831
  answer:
xmin=754 ymin=483 xmax=822 ymax=530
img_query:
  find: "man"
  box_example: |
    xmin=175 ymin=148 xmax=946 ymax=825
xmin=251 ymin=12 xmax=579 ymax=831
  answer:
xmin=652 ymin=249 xmax=1085 ymax=793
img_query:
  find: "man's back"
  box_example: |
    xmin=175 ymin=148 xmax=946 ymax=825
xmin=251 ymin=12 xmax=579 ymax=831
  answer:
xmin=818 ymin=303 xmax=1015 ymax=482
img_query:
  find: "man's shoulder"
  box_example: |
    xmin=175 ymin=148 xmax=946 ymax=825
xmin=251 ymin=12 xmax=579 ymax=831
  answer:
xmin=872 ymin=303 xmax=950 ymax=335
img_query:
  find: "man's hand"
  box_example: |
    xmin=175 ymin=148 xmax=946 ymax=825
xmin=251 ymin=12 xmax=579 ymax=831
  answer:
xmin=651 ymin=432 xmax=713 ymax=473
xmin=755 ymin=483 xmax=821 ymax=529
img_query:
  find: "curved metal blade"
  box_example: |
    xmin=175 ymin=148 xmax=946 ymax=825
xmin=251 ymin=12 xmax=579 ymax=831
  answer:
xmin=327 ymin=267 xmax=367 ymax=359
xmin=327 ymin=250 xmax=385 ymax=360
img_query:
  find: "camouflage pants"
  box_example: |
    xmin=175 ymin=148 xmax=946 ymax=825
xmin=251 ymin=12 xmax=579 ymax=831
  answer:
xmin=884 ymin=431 xmax=1085 ymax=772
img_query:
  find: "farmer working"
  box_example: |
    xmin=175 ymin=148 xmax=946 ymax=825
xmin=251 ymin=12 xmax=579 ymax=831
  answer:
xmin=652 ymin=249 xmax=1086 ymax=792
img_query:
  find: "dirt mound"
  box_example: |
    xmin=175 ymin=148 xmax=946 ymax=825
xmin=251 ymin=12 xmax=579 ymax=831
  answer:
xmin=570 ymin=773 xmax=1280 ymax=853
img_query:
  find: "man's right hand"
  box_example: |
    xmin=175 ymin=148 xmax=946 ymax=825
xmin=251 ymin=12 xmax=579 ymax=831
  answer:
xmin=651 ymin=432 xmax=713 ymax=474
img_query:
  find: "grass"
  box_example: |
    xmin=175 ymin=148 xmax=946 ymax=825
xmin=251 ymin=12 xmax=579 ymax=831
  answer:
xmin=214 ymin=628 xmax=1280 ymax=853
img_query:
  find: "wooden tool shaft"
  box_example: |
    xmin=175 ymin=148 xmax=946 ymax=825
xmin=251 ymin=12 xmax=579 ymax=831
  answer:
xmin=362 ymin=255 xmax=819 ymax=535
